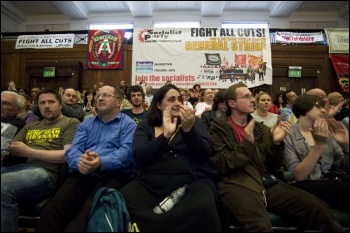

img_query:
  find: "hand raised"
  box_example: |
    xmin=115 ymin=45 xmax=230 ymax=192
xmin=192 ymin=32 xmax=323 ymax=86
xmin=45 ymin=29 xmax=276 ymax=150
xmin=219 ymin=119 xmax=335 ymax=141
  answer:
xmin=163 ymin=106 xmax=177 ymax=138
xmin=311 ymin=118 xmax=328 ymax=145
xmin=179 ymin=103 xmax=195 ymax=132
xmin=272 ymin=120 xmax=291 ymax=143
xmin=244 ymin=118 xmax=256 ymax=143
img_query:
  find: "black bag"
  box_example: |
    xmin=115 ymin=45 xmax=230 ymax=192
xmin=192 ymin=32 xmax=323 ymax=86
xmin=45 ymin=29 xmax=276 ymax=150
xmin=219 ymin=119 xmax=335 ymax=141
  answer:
xmin=261 ymin=172 xmax=278 ymax=188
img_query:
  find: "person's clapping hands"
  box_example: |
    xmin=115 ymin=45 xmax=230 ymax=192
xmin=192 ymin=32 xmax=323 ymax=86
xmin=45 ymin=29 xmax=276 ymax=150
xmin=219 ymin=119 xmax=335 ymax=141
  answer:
xmin=327 ymin=118 xmax=349 ymax=152
xmin=311 ymin=118 xmax=329 ymax=145
xmin=179 ymin=101 xmax=195 ymax=132
xmin=272 ymin=117 xmax=291 ymax=144
xmin=163 ymin=106 xmax=177 ymax=139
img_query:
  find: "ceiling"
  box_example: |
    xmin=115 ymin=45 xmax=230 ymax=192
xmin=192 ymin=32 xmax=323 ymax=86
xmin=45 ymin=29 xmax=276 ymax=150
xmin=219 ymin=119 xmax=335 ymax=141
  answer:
xmin=2 ymin=1 xmax=349 ymax=21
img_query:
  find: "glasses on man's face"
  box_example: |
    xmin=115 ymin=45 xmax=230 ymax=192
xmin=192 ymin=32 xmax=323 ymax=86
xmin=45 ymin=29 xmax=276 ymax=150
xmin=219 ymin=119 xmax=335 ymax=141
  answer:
xmin=234 ymin=94 xmax=254 ymax=100
xmin=95 ymin=93 xmax=119 ymax=99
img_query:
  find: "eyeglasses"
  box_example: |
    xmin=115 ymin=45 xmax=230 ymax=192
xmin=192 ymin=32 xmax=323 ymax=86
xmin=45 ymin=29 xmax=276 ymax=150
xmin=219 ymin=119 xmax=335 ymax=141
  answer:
xmin=95 ymin=93 xmax=119 ymax=99
xmin=234 ymin=94 xmax=254 ymax=100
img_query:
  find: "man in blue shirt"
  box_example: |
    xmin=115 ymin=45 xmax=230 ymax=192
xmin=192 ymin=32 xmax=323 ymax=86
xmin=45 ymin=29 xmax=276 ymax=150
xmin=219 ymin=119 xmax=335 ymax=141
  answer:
xmin=36 ymin=85 xmax=137 ymax=232
xmin=280 ymin=90 xmax=298 ymax=121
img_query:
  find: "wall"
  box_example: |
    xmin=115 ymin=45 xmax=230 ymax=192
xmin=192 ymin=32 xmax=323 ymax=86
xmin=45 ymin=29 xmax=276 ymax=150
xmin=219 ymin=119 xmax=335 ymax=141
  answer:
xmin=1 ymin=40 xmax=341 ymax=96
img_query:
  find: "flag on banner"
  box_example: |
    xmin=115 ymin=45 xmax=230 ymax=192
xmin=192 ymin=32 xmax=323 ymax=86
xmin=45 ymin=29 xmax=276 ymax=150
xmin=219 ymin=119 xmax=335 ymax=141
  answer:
xmin=86 ymin=30 xmax=125 ymax=69
xmin=235 ymin=54 xmax=247 ymax=66
xmin=329 ymin=54 xmax=349 ymax=93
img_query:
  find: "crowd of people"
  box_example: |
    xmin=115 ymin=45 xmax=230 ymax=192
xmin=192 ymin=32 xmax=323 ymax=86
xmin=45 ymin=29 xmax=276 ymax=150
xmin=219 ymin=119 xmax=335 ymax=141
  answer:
xmin=1 ymin=80 xmax=349 ymax=232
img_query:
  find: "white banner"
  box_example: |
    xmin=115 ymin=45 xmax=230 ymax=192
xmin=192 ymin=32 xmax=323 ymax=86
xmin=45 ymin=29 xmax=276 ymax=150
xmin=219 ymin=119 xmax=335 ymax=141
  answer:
xmin=15 ymin=34 xmax=75 ymax=49
xmin=275 ymin=31 xmax=325 ymax=43
xmin=324 ymin=28 xmax=349 ymax=53
xmin=132 ymin=28 xmax=272 ymax=89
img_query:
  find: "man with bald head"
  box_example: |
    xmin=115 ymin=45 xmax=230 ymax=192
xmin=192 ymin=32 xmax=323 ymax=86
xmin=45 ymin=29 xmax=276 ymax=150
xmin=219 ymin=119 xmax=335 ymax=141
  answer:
xmin=306 ymin=88 xmax=345 ymax=119
xmin=328 ymin=92 xmax=348 ymax=130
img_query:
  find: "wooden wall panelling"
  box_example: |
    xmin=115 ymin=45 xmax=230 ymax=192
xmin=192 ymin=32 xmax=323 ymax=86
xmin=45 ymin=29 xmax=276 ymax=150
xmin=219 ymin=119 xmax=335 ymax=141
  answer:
xmin=1 ymin=40 xmax=20 ymax=90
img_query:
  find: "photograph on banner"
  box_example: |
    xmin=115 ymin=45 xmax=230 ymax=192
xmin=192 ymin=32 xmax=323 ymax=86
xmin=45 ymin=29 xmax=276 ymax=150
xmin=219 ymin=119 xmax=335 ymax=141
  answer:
xmin=86 ymin=29 xmax=125 ymax=69
xmin=324 ymin=28 xmax=349 ymax=53
xmin=132 ymin=28 xmax=272 ymax=89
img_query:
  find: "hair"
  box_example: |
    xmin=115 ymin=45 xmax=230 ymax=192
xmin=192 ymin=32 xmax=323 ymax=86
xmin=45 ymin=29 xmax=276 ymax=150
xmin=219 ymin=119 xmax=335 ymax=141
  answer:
xmin=36 ymin=89 xmax=63 ymax=105
xmin=252 ymin=87 xmax=266 ymax=96
xmin=148 ymin=84 xmax=181 ymax=127
xmin=212 ymin=89 xmax=225 ymax=111
xmin=193 ymin=84 xmax=201 ymax=91
xmin=282 ymin=90 xmax=293 ymax=105
xmin=272 ymin=90 xmax=285 ymax=107
xmin=224 ymin=82 xmax=247 ymax=116
xmin=17 ymin=87 xmax=27 ymax=95
xmin=84 ymin=90 xmax=96 ymax=107
xmin=1 ymin=90 xmax=24 ymax=109
xmin=127 ymin=85 xmax=145 ymax=101
xmin=292 ymin=94 xmax=325 ymax=118
xmin=62 ymin=87 xmax=76 ymax=95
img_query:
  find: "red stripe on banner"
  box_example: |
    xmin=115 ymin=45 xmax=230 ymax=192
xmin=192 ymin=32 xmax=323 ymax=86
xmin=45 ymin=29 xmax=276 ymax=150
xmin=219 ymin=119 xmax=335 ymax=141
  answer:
xmin=329 ymin=54 xmax=349 ymax=93
xmin=86 ymin=30 xmax=125 ymax=69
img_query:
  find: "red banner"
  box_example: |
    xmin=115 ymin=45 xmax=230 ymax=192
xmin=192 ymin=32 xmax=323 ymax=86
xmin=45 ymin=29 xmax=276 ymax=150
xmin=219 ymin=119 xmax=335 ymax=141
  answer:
xmin=329 ymin=54 xmax=349 ymax=93
xmin=86 ymin=30 xmax=125 ymax=69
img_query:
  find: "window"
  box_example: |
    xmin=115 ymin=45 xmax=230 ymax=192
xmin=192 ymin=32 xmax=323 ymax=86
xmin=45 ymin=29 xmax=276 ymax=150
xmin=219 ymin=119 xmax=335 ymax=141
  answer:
xmin=222 ymin=22 xmax=269 ymax=28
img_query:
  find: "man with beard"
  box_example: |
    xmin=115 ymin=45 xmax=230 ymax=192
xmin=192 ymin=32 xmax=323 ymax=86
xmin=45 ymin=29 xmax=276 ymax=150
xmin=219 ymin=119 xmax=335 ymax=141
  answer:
xmin=1 ymin=89 xmax=80 ymax=232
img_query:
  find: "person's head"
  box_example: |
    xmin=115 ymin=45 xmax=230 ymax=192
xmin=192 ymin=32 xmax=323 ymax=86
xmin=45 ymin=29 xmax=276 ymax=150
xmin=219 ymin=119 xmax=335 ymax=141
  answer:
xmin=193 ymin=84 xmax=201 ymax=92
xmin=84 ymin=90 xmax=96 ymax=106
xmin=252 ymin=87 xmax=266 ymax=97
xmin=212 ymin=90 xmax=226 ymax=113
xmin=179 ymin=88 xmax=189 ymax=102
xmin=61 ymin=88 xmax=78 ymax=105
xmin=119 ymin=80 xmax=126 ymax=87
xmin=282 ymin=90 xmax=298 ymax=105
xmin=19 ymin=93 xmax=31 ymax=111
xmin=201 ymin=88 xmax=214 ymax=103
xmin=148 ymin=84 xmax=182 ymax=127
xmin=255 ymin=92 xmax=272 ymax=111
xmin=98 ymin=82 xmax=105 ymax=88
xmin=146 ymin=85 xmax=153 ymax=95
xmin=213 ymin=89 xmax=220 ymax=96
xmin=95 ymin=85 xmax=124 ymax=115
xmin=306 ymin=88 xmax=328 ymax=103
xmin=31 ymin=87 xmax=40 ymax=101
xmin=292 ymin=94 xmax=326 ymax=120
xmin=327 ymin=92 xmax=345 ymax=106
xmin=165 ymin=80 xmax=172 ymax=86
xmin=127 ymin=85 xmax=145 ymax=107
xmin=224 ymin=82 xmax=255 ymax=116
xmin=273 ymin=90 xmax=285 ymax=107
xmin=1 ymin=91 xmax=24 ymax=121
xmin=36 ymin=89 xmax=63 ymax=122
xmin=17 ymin=87 xmax=27 ymax=95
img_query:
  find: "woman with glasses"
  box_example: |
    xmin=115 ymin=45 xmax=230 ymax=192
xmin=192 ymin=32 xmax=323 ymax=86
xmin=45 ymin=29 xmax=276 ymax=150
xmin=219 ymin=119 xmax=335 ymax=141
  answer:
xmin=284 ymin=94 xmax=349 ymax=211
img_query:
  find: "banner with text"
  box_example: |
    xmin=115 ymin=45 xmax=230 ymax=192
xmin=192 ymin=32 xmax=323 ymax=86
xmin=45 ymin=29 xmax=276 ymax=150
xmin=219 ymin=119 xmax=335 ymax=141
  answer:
xmin=86 ymin=29 xmax=125 ymax=69
xmin=274 ymin=31 xmax=325 ymax=44
xmin=15 ymin=34 xmax=75 ymax=49
xmin=329 ymin=54 xmax=349 ymax=93
xmin=132 ymin=28 xmax=272 ymax=89
xmin=324 ymin=28 xmax=349 ymax=53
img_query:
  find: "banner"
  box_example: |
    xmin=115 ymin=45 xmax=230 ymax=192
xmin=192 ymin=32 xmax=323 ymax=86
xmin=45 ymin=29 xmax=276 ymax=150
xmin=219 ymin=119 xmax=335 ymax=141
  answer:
xmin=132 ymin=27 xmax=272 ymax=89
xmin=274 ymin=31 xmax=325 ymax=44
xmin=86 ymin=30 xmax=125 ymax=69
xmin=329 ymin=54 xmax=349 ymax=93
xmin=324 ymin=28 xmax=349 ymax=53
xmin=15 ymin=34 xmax=74 ymax=49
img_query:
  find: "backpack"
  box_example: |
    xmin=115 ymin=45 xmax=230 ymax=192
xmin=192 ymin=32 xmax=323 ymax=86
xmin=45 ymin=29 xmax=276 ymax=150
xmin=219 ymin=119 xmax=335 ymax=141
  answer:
xmin=88 ymin=187 xmax=130 ymax=232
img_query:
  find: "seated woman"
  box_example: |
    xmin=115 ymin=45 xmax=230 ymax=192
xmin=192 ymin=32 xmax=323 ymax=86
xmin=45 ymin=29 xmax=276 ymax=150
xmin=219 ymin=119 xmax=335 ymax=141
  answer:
xmin=284 ymin=94 xmax=349 ymax=211
xmin=119 ymin=84 xmax=221 ymax=232
xmin=251 ymin=92 xmax=279 ymax=129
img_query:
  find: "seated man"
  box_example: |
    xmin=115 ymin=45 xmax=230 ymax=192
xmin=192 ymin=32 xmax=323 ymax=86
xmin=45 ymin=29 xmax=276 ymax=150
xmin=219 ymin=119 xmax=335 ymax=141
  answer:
xmin=36 ymin=85 xmax=137 ymax=232
xmin=121 ymin=85 xmax=149 ymax=124
xmin=1 ymin=89 xmax=80 ymax=232
xmin=34 ymin=88 xmax=85 ymax=122
xmin=1 ymin=90 xmax=26 ymax=134
xmin=209 ymin=83 xmax=343 ymax=232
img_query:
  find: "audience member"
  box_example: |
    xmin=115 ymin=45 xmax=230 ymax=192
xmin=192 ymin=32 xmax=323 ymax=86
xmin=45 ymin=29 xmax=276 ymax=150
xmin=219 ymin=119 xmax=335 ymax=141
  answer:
xmin=269 ymin=90 xmax=285 ymax=114
xmin=251 ymin=92 xmax=279 ymax=128
xmin=327 ymin=92 xmax=348 ymax=129
xmin=280 ymin=90 xmax=298 ymax=121
xmin=33 ymin=88 xmax=85 ymax=122
xmin=188 ymin=83 xmax=201 ymax=105
xmin=165 ymin=80 xmax=173 ymax=85
xmin=17 ymin=93 xmax=39 ymax=124
xmin=83 ymin=90 xmax=95 ymax=114
xmin=195 ymin=88 xmax=214 ymax=118
xmin=144 ymin=85 xmax=154 ymax=108
xmin=201 ymin=89 xmax=226 ymax=130
xmin=36 ymin=86 xmax=137 ymax=232
xmin=121 ymin=85 xmax=149 ymax=124
xmin=1 ymin=91 xmax=26 ymax=134
xmin=252 ymin=86 xmax=266 ymax=98
xmin=119 ymin=84 xmax=221 ymax=232
xmin=119 ymin=88 xmax=133 ymax=110
xmin=284 ymin=94 xmax=349 ymax=211
xmin=17 ymin=87 xmax=27 ymax=96
xmin=179 ymin=88 xmax=193 ymax=110
xmin=119 ymin=80 xmax=128 ymax=96
xmin=30 ymin=87 xmax=41 ymax=108
xmin=209 ymin=82 xmax=343 ymax=232
xmin=1 ymin=89 xmax=80 ymax=232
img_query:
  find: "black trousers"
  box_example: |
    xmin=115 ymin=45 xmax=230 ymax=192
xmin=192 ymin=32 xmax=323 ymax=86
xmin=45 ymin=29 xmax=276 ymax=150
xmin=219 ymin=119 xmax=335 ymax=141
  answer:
xmin=36 ymin=172 xmax=130 ymax=232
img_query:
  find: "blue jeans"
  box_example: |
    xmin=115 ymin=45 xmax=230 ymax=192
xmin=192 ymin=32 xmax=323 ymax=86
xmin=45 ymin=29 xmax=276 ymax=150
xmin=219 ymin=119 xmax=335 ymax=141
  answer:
xmin=1 ymin=163 xmax=56 ymax=232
